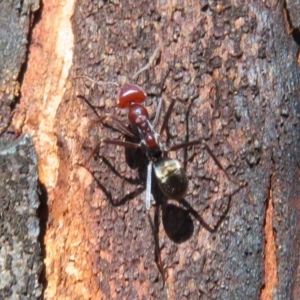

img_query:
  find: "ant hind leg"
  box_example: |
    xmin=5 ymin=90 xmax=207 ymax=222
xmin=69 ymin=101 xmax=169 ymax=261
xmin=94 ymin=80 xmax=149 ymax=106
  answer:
xmin=147 ymin=209 xmax=166 ymax=285
xmin=168 ymin=140 xmax=241 ymax=186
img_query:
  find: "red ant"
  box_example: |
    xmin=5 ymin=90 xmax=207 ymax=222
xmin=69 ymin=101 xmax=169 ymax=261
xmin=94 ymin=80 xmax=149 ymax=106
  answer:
xmin=75 ymin=44 xmax=241 ymax=282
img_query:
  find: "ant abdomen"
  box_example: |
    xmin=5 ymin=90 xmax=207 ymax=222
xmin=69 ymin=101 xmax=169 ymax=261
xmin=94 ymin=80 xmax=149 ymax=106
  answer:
xmin=153 ymin=158 xmax=188 ymax=200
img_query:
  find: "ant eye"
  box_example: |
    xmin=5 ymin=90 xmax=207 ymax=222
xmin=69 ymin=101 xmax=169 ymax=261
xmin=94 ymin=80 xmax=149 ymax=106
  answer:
xmin=118 ymin=84 xmax=147 ymax=108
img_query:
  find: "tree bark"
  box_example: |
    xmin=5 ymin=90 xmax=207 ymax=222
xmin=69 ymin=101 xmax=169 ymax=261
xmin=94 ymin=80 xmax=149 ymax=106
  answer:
xmin=0 ymin=1 xmax=43 ymax=299
xmin=6 ymin=0 xmax=300 ymax=299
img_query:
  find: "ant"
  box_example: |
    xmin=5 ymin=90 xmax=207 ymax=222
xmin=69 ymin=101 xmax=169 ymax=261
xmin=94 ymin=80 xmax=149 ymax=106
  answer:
xmin=75 ymin=43 xmax=242 ymax=283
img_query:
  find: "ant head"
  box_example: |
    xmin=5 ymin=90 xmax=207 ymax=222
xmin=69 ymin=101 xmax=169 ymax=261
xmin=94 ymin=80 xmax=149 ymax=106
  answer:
xmin=117 ymin=84 xmax=147 ymax=108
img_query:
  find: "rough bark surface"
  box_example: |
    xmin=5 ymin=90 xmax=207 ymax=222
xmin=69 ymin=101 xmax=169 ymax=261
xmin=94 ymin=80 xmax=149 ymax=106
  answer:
xmin=7 ymin=0 xmax=300 ymax=299
xmin=285 ymin=0 xmax=300 ymax=29
xmin=0 ymin=0 xmax=39 ymax=135
xmin=0 ymin=135 xmax=42 ymax=299
xmin=0 ymin=1 xmax=42 ymax=299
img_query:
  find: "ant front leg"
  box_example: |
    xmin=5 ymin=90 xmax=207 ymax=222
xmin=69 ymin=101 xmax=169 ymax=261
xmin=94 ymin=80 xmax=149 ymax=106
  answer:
xmin=84 ymin=138 xmax=140 ymax=166
xmin=99 ymin=114 xmax=136 ymax=138
xmin=159 ymin=94 xmax=187 ymax=135
xmin=159 ymin=99 xmax=176 ymax=135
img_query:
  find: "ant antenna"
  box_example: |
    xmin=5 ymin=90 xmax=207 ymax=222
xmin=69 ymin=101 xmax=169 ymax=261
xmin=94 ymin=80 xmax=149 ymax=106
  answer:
xmin=131 ymin=36 xmax=163 ymax=81
xmin=74 ymin=76 xmax=120 ymax=88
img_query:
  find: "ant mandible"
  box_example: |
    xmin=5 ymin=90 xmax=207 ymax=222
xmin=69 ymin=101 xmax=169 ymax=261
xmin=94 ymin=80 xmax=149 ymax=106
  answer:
xmin=75 ymin=42 xmax=239 ymax=281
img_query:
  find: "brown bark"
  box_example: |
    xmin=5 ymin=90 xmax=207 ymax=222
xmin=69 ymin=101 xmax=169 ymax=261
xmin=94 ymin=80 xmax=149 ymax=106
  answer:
xmin=5 ymin=0 xmax=300 ymax=299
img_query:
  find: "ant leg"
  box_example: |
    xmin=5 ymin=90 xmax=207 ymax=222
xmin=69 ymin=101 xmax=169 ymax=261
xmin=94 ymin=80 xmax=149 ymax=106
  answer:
xmin=147 ymin=210 xmax=166 ymax=284
xmin=75 ymin=77 xmax=134 ymax=137
xmin=159 ymin=99 xmax=176 ymax=135
xmin=145 ymin=162 xmax=166 ymax=282
xmin=99 ymin=114 xmax=135 ymax=137
xmin=168 ymin=140 xmax=240 ymax=185
xmin=76 ymin=91 xmax=135 ymax=137
xmin=84 ymin=139 xmax=140 ymax=166
xmin=85 ymin=116 xmax=135 ymax=138
xmin=159 ymin=90 xmax=188 ymax=135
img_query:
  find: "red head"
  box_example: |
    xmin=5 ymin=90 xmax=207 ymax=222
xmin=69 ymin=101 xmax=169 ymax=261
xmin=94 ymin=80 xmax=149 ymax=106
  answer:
xmin=117 ymin=84 xmax=147 ymax=108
